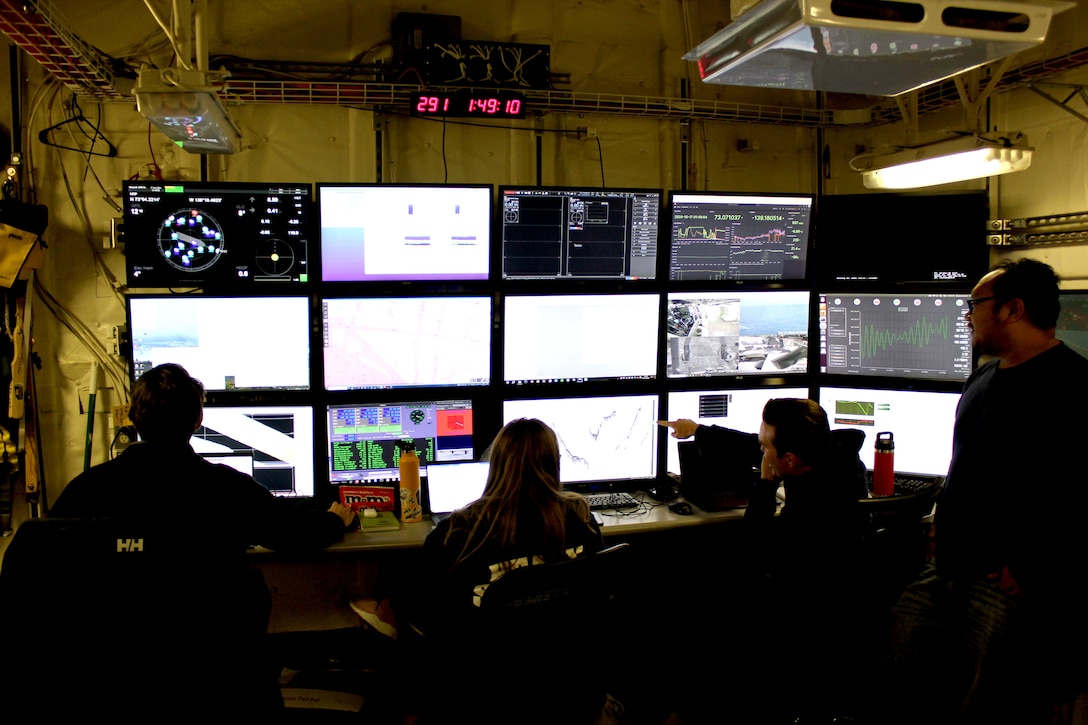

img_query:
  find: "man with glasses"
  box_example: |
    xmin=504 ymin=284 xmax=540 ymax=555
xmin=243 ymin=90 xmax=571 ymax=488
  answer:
xmin=884 ymin=259 xmax=1088 ymax=724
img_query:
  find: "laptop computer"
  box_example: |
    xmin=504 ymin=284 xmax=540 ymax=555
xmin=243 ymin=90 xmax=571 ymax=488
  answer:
xmin=676 ymin=434 xmax=759 ymax=512
xmin=425 ymin=461 xmax=490 ymax=524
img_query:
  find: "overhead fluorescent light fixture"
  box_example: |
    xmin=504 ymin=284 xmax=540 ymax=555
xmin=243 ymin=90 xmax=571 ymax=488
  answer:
xmin=133 ymin=68 xmax=241 ymax=154
xmin=683 ymin=0 xmax=1074 ymax=96
xmin=853 ymin=133 xmax=1033 ymax=189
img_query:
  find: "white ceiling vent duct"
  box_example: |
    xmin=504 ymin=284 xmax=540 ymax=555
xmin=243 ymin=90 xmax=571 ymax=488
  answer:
xmin=684 ymin=0 xmax=1075 ymax=96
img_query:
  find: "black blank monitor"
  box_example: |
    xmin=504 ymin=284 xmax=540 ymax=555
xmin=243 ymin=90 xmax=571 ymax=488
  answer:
xmin=318 ymin=183 xmax=491 ymax=282
xmin=127 ymin=295 xmax=311 ymax=391
xmin=818 ymin=291 xmax=972 ymax=381
xmin=123 ymin=180 xmax=311 ymax=289
xmin=499 ymin=186 xmax=662 ymax=280
xmin=668 ymin=192 xmax=813 ymax=281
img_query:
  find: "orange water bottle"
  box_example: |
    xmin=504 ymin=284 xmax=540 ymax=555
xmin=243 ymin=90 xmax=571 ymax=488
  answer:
xmin=395 ymin=440 xmax=423 ymax=523
xmin=873 ymin=431 xmax=895 ymax=497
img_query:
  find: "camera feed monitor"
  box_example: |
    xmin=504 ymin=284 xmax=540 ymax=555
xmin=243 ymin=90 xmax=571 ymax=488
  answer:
xmin=193 ymin=405 xmax=315 ymax=498
xmin=668 ymin=192 xmax=812 ymax=281
xmin=318 ymin=184 xmax=491 ymax=282
xmin=499 ymin=187 xmax=662 ymax=280
xmin=322 ymin=296 xmax=492 ymax=391
xmin=664 ymin=387 xmax=808 ymax=475
xmin=818 ymin=292 xmax=971 ymax=381
xmin=1058 ymin=291 xmax=1088 ymax=361
xmin=128 ymin=295 xmax=310 ymax=392
xmin=123 ymin=181 xmax=311 ymax=289
xmin=503 ymin=394 xmax=659 ymax=486
xmin=327 ymin=399 xmax=474 ymax=484
xmin=503 ymin=293 xmax=660 ymax=385
xmin=818 ymin=386 xmax=960 ymax=477
xmin=666 ymin=290 xmax=810 ymax=378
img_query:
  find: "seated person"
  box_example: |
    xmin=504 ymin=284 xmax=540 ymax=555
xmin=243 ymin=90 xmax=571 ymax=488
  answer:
xmin=45 ymin=362 xmax=356 ymax=716
xmin=660 ymin=398 xmax=869 ymax=723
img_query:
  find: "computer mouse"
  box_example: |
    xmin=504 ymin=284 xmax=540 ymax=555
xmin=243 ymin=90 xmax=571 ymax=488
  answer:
xmin=668 ymin=501 xmax=694 ymax=516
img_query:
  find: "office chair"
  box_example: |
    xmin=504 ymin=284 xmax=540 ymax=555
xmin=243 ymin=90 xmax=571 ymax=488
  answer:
xmin=0 ymin=517 xmax=281 ymax=719
xmin=406 ymin=541 xmax=634 ymax=725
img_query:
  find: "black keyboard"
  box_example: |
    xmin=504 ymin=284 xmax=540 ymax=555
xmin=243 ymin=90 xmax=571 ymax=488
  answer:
xmin=585 ymin=492 xmax=640 ymax=510
xmin=865 ymin=471 xmax=944 ymax=497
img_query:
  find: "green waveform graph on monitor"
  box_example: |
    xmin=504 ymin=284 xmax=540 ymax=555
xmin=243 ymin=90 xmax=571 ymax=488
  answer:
xmin=858 ymin=314 xmax=960 ymax=373
xmin=834 ymin=399 xmax=876 ymax=416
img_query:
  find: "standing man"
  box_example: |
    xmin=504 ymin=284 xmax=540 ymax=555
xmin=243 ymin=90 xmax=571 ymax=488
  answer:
xmin=887 ymin=258 xmax=1088 ymax=724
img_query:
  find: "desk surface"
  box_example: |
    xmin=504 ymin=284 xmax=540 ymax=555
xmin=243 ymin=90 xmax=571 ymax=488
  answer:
xmin=251 ymin=493 xmax=749 ymax=557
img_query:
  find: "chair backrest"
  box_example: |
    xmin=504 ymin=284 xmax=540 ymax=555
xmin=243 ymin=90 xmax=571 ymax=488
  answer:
xmin=478 ymin=541 xmax=632 ymax=620
xmin=0 ymin=517 xmax=277 ymax=718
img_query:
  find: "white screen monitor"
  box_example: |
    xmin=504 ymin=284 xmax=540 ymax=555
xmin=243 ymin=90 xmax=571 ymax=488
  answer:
xmin=666 ymin=290 xmax=810 ymax=378
xmin=664 ymin=387 xmax=808 ymax=475
xmin=322 ymin=296 xmax=492 ymax=391
xmin=425 ymin=460 xmax=490 ymax=514
xmin=502 ymin=394 xmax=659 ymax=487
xmin=817 ymin=386 xmax=961 ymax=477
xmin=192 ymin=405 xmax=315 ymax=498
xmin=128 ymin=295 xmax=311 ymax=391
xmin=503 ymin=293 xmax=660 ymax=384
xmin=318 ymin=183 xmax=492 ymax=282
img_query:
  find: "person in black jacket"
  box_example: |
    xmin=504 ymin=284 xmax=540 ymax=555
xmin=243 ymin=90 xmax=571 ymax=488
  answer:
xmin=47 ymin=362 xmax=356 ymax=717
xmin=661 ymin=398 xmax=869 ymax=723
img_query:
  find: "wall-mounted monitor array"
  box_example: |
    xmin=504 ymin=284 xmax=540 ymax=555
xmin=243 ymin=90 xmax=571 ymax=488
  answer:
xmin=123 ymin=181 xmax=312 ymax=289
xmin=317 ymin=184 xmax=492 ymax=282
xmin=667 ymin=192 xmax=813 ymax=282
xmin=327 ymin=399 xmax=474 ymax=485
xmin=498 ymin=187 xmax=662 ymax=280
xmin=121 ymin=184 xmax=989 ymax=502
xmin=666 ymin=290 xmax=810 ymax=377
xmin=817 ymin=292 xmax=972 ymax=381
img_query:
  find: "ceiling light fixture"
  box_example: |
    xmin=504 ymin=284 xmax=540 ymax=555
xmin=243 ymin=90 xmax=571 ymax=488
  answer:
xmin=683 ymin=0 xmax=1074 ymax=96
xmin=133 ymin=68 xmax=241 ymax=154
xmin=851 ymin=133 xmax=1033 ymax=189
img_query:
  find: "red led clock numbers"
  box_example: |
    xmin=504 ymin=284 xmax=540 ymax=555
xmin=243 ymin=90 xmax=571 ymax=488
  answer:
xmin=410 ymin=90 xmax=527 ymax=119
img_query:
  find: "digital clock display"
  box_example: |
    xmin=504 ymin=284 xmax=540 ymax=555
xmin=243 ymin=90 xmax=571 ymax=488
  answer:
xmin=410 ymin=89 xmax=527 ymax=119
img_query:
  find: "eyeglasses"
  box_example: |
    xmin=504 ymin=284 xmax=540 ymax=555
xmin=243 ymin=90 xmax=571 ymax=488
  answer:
xmin=966 ymin=295 xmax=999 ymax=313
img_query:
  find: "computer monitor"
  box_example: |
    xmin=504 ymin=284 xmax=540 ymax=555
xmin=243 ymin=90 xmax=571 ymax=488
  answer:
xmin=667 ymin=192 xmax=813 ymax=281
xmin=664 ymin=386 xmax=809 ymax=474
xmin=502 ymin=394 xmax=659 ymax=488
xmin=817 ymin=291 xmax=972 ymax=381
xmin=327 ymin=399 xmax=474 ymax=484
xmin=817 ymin=386 xmax=960 ymax=477
xmin=1058 ymin=290 xmax=1088 ymax=360
xmin=123 ymin=180 xmax=312 ymax=289
xmin=127 ymin=295 xmax=311 ymax=392
xmin=814 ymin=191 xmax=988 ymax=289
xmin=317 ymin=183 xmax=492 ymax=282
xmin=498 ymin=186 xmax=663 ymax=280
xmin=192 ymin=405 xmax=315 ymax=498
xmin=503 ymin=293 xmax=660 ymax=385
xmin=666 ymin=290 xmax=810 ymax=378
xmin=321 ymin=295 xmax=492 ymax=391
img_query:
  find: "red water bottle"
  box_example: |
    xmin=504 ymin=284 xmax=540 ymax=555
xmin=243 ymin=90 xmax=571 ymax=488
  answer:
xmin=873 ymin=431 xmax=895 ymax=497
